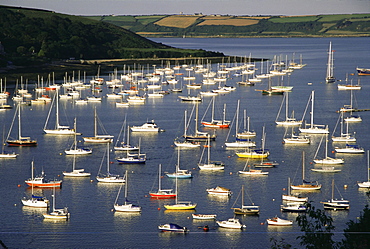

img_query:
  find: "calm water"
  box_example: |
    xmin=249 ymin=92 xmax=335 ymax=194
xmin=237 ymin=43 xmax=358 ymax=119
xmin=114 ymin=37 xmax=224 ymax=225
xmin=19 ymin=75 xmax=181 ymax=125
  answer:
xmin=1 ymin=37 xmax=370 ymax=248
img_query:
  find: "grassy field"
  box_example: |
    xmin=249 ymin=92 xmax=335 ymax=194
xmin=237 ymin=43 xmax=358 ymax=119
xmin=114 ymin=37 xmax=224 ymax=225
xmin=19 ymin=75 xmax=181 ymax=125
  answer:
xmin=198 ymin=18 xmax=259 ymax=26
xmin=269 ymin=15 xmax=320 ymax=23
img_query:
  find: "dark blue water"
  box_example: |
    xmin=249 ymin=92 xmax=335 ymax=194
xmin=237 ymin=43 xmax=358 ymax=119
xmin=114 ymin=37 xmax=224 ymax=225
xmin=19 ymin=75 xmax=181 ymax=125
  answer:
xmin=0 ymin=37 xmax=369 ymax=248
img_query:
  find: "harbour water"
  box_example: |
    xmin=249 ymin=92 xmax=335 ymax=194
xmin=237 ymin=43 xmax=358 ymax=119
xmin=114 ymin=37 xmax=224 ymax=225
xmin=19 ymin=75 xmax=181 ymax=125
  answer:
xmin=0 ymin=37 xmax=370 ymax=248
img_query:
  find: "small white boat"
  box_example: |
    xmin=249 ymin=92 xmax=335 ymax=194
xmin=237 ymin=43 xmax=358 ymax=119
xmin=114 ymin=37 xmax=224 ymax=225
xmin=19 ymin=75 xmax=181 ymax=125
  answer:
xmin=266 ymin=216 xmax=293 ymax=226
xmin=335 ymin=144 xmax=364 ymax=154
xmin=63 ymin=154 xmax=91 ymax=177
xmin=158 ymin=223 xmax=188 ymax=233
xmin=114 ymin=170 xmax=141 ymax=212
xmin=358 ymin=150 xmax=370 ymax=188
xmin=282 ymin=178 xmax=308 ymax=202
xmin=198 ymin=136 xmax=225 ymax=170
xmin=311 ymin=166 xmax=341 ymax=173
xmin=206 ymin=186 xmax=232 ymax=196
xmin=281 ymin=202 xmax=307 ymax=212
xmin=21 ymin=161 xmax=49 ymax=208
xmin=96 ymin=143 xmax=125 ymax=183
xmin=130 ymin=120 xmax=161 ymax=132
xmin=216 ymin=218 xmax=246 ymax=229
xmin=192 ymin=214 xmax=217 ymax=220
xmin=178 ymin=96 xmax=202 ymax=102
xmin=290 ymin=151 xmax=321 ymax=190
xmin=299 ymin=91 xmax=329 ymax=134
xmin=321 ymin=179 xmax=349 ymax=210
xmin=43 ymin=187 xmax=70 ymax=220
xmin=313 ymin=134 xmax=344 ymax=165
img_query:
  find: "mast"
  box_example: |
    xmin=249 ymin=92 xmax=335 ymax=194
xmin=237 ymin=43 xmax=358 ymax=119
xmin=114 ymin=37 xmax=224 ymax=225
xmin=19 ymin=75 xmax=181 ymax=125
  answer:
xmin=18 ymin=104 xmax=22 ymax=140
xmin=211 ymin=96 xmax=215 ymax=123
xmin=302 ymin=151 xmax=305 ymax=181
xmin=106 ymin=142 xmax=110 ymax=174
xmin=235 ymin=100 xmax=240 ymax=136
xmin=310 ymin=91 xmax=315 ymax=128
xmin=94 ymin=107 xmax=97 ymax=137
xmin=223 ymin=103 xmax=227 ymax=125
xmin=56 ymin=88 xmax=60 ymax=129
xmin=124 ymin=170 xmax=128 ymax=205
xmin=207 ymin=134 xmax=211 ymax=164
xmin=158 ymin=164 xmax=162 ymax=191
xmin=241 ymin=185 xmax=244 ymax=207
xmin=195 ymin=102 xmax=199 ymax=134
xmin=184 ymin=110 xmax=187 ymax=137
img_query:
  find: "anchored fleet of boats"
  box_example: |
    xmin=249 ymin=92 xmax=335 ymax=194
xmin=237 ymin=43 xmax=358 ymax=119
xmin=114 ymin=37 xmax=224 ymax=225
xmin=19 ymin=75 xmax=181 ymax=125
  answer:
xmin=2 ymin=45 xmax=368 ymax=235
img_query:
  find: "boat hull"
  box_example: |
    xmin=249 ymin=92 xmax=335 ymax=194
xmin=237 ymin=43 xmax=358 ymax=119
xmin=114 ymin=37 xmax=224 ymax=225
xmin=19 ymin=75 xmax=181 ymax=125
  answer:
xmin=7 ymin=140 xmax=37 ymax=147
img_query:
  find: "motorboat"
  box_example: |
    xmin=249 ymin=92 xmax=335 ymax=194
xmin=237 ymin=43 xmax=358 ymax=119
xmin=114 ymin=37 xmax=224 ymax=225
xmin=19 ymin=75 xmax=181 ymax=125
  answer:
xmin=266 ymin=216 xmax=293 ymax=226
xmin=130 ymin=120 xmax=161 ymax=132
xmin=216 ymin=218 xmax=246 ymax=229
xmin=281 ymin=202 xmax=307 ymax=212
xmin=192 ymin=214 xmax=217 ymax=220
xmin=206 ymin=186 xmax=232 ymax=196
xmin=158 ymin=223 xmax=188 ymax=233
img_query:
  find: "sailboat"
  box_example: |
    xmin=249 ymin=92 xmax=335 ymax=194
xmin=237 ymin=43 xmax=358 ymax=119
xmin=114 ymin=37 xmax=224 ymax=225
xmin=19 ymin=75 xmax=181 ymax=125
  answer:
xmin=83 ymin=107 xmax=114 ymax=143
xmin=6 ymin=104 xmax=37 ymax=146
xmin=232 ymin=185 xmax=259 ymax=215
xmin=283 ymin=127 xmax=310 ymax=144
xmin=236 ymin=110 xmax=256 ymax=139
xmin=313 ymin=133 xmax=344 ymax=165
xmin=163 ymin=170 xmax=197 ymax=210
xmin=63 ymin=154 xmax=91 ymax=177
xmin=43 ymin=89 xmax=76 ymax=135
xmin=0 ymin=126 xmax=17 ymax=158
xmin=331 ymin=111 xmax=356 ymax=142
xmin=114 ymin=120 xmax=139 ymax=151
xmin=201 ymin=97 xmax=230 ymax=128
xmin=325 ymin=41 xmax=336 ymax=83
xmin=290 ymin=151 xmax=321 ymax=190
xmin=114 ymin=170 xmax=141 ymax=212
xmin=174 ymin=109 xmax=201 ymax=148
xmin=116 ymin=138 xmax=146 ymax=163
xmin=238 ymin=159 xmax=269 ymax=175
xmin=43 ymin=186 xmax=70 ymax=219
xmin=321 ymin=179 xmax=349 ymax=210
xmin=166 ymin=147 xmax=192 ymax=178
xmin=198 ymin=135 xmax=225 ymax=170
xmin=299 ymin=90 xmax=329 ymax=134
xmin=21 ymin=161 xmax=49 ymax=208
xmin=149 ymin=164 xmax=176 ymax=198
xmin=225 ymin=100 xmax=256 ymax=148
xmin=184 ymin=102 xmax=217 ymax=141
xmin=25 ymin=163 xmax=62 ymax=188
xmin=96 ymin=143 xmax=125 ymax=183
xmin=275 ymin=91 xmax=302 ymax=126
xmin=344 ymin=89 xmax=362 ymax=123
xmin=236 ymin=127 xmax=269 ymax=159
xmin=358 ymin=150 xmax=370 ymax=188
xmin=64 ymin=118 xmax=92 ymax=155
xmin=282 ymin=177 xmax=308 ymax=202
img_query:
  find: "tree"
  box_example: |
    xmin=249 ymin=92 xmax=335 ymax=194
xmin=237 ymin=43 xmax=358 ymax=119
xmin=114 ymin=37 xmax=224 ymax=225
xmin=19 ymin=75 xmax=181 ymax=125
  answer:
xmin=296 ymin=202 xmax=337 ymax=249
xmin=341 ymin=205 xmax=370 ymax=249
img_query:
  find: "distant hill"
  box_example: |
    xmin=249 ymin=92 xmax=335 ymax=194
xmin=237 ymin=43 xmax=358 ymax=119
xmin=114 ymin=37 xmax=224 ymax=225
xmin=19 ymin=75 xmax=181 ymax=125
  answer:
xmin=0 ymin=6 xmax=224 ymax=67
xmin=88 ymin=13 xmax=370 ymax=38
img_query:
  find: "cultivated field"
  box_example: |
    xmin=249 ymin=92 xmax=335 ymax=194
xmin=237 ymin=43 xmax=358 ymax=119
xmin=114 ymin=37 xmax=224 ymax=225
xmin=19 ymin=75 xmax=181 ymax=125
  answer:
xmin=154 ymin=15 xmax=200 ymax=28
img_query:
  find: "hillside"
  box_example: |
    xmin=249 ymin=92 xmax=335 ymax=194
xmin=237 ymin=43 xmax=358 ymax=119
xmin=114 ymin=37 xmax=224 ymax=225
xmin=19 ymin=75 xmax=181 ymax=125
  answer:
xmin=0 ymin=6 xmax=224 ymax=67
xmin=90 ymin=13 xmax=370 ymax=37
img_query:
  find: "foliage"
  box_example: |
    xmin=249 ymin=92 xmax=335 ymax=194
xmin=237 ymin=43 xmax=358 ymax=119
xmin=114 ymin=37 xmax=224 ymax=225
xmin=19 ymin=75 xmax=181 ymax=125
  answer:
xmin=270 ymin=238 xmax=292 ymax=249
xmin=341 ymin=205 xmax=370 ymax=249
xmin=296 ymin=203 xmax=337 ymax=249
xmin=0 ymin=6 xmax=223 ymax=65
